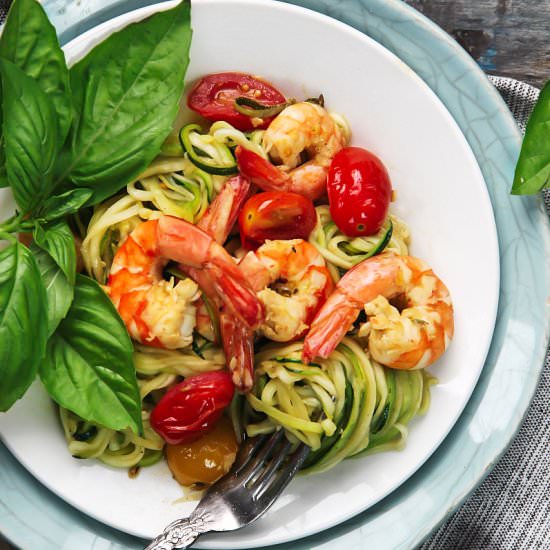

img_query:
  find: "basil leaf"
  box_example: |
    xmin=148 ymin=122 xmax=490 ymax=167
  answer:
xmin=39 ymin=188 xmax=93 ymax=221
xmin=0 ymin=59 xmax=59 ymax=213
xmin=512 ymin=80 xmax=550 ymax=194
xmin=40 ymin=274 xmax=142 ymax=434
xmin=0 ymin=131 xmax=5 ymax=181
xmin=65 ymin=0 xmax=192 ymax=204
xmin=0 ymin=165 xmax=8 ymax=188
xmin=30 ymin=242 xmax=74 ymax=337
xmin=0 ymin=75 xmax=3 ymax=177
xmin=33 ymin=220 xmax=76 ymax=286
xmin=0 ymin=240 xmax=48 ymax=411
xmin=0 ymin=0 xmax=72 ymax=140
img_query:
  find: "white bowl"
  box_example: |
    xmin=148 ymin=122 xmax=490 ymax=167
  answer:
xmin=0 ymin=0 xmax=499 ymax=547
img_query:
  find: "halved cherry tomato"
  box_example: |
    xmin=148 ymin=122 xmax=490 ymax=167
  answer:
xmin=238 ymin=191 xmax=317 ymax=250
xmin=327 ymin=147 xmax=392 ymax=237
xmin=150 ymin=371 xmax=234 ymax=445
xmin=187 ymin=72 xmax=286 ymax=131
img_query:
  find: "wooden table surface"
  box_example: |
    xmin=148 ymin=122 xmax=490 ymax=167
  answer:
xmin=404 ymin=0 xmax=550 ymax=87
xmin=1 ymin=1 xmax=548 ymax=549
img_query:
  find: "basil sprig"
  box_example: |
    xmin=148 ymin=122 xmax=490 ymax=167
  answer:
xmin=512 ymin=80 xmax=550 ymax=194
xmin=0 ymin=0 xmax=193 ymax=434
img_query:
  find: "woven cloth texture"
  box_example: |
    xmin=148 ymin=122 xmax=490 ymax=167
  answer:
xmin=0 ymin=2 xmax=548 ymax=548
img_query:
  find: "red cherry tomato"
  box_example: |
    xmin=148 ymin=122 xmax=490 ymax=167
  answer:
xmin=187 ymin=72 xmax=286 ymax=131
xmin=238 ymin=191 xmax=317 ymax=250
xmin=150 ymin=371 xmax=234 ymax=445
xmin=327 ymin=147 xmax=392 ymax=237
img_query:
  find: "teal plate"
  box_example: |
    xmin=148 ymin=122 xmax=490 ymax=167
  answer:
xmin=1 ymin=1 xmax=549 ymax=548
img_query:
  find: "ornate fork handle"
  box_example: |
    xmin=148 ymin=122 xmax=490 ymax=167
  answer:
xmin=145 ymin=513 xmax=212 ymax=550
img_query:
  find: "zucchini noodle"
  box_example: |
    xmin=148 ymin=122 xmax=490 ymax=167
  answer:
xmin=329 ymin=111 xmax=352 ymax=144
xmin=309 ymin=205 xmax=410 ymax=278
xmin=126 ymin=171 xmax=211 ymax=222
xmin=181 ymin=121 xmax=268 ymax=176
xmin=60 ymin=338 xmax=225 ymax=469
xmin=80 ymin=156 xmax=217 ymax=283
xmin=208 ymin=121 xmax=268 ymax=159
xmin=236 ymin=337 xmax=434 ymax=475
xmin=80 ymin=194 xmax=143 ymax=283
xmin=134 ymin=342 xmax=225 ymax=377
xmin=59 ymin=392 xmax=164 ymax=469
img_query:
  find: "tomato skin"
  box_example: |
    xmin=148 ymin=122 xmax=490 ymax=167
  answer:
xmin=187 ymin=72 xmax=286 ymax=131
xmin=150 ymin=371 xmax=235 ymax=445
xmin=327 ymin=147 xmax=392 ymax=237
xmin=238 ymin=191 xmax=317 ymax=250
xmin=165 ymin=416 xmax=238 ymax=487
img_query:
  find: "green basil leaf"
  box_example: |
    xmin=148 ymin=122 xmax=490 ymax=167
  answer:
xmin=0 ymin=164 xmax=8 ymax=188
xmin=0 ymin=0 xmax=72 ymax=140
xmin=0 ymin=75 xmax=4 ymax=177
xmin=0 ymin=59 xmax=59 ymax=213
xmin=512 ymin=80 xmax=550 ymax=194
xmin=33 ymin=220 xmax=76 ymax=286
xmin=30 ymin=242 xmax=74 ymax=337
xmin=65 ymin=0 xmax=192 ymax=204
xmin=0 ymin=240 xmax=48 ymax=411
xmin=40 ymin=274 xmax=142 ymax=434
xmin=0 ymin=129 xmax=5 ymax=180
xmin=39 ymin=188 xmax=93 ymax=221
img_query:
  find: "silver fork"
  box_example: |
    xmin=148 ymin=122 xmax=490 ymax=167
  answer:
xmin=145 ymin=429 xmax=310 ymax=550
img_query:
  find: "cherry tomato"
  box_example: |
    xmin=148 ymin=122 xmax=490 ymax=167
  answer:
xmin=166 ymin=416 xmax=238 ymax=487
xmin=327 ymin=147 xmax=392 ymax=237
xmin=150 ymin=371 xmax=234 ymax=445
xmin=238 ymin=191 xmax=317 ymax=250
xmin=187 ymin=72 xmax=286 ymax=131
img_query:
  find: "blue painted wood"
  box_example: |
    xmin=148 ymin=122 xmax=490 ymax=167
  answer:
xmin=404 ymin=0 xmax=550 ymax=87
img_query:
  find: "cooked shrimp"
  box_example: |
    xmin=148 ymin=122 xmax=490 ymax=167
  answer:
xmin=235 ymin=102 xmax=347 ymax=201
xmin=107 ymin=219 xmax=201 ymax=349
xmin=302 ymin=254 xmax=453 ymax=370
xmin=156 ymin=215 xmax=263 ymax=329
xmin=197 ymin=175 xmax=252 ymax=245
xmin=107 ymin=215 xmax=263 ymax=348
xmin=239 ymin=239 xmax=333 ymax=342
xmin=178 ymin=175 xmax=259 ymax=391
xmin=193 ymin=175 xmax=252 ymax=343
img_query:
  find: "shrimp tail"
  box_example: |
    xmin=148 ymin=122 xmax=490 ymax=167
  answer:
xmin=183 ymin=176 xmax=261 ymax=391
xmin=198 ymin=175 xmax=252 ymax=244
xmin=302 ymin=291 xmax=360 ymax=364
xmin=207 ymin=263 xmax=264 ymax=329
xmin=235 ymin=146 xmax=290 ymax=192
xmin=157 ymin=215 xmax=264 ymax=329
xmin=220 ymin=313 xmax=254 ymax=392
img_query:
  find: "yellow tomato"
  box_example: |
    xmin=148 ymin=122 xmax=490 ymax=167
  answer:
xmin=165 ymin=416 xmax=238 ymax=487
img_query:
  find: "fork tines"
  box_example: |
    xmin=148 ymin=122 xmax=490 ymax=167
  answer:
xmin=232 ymin=430 xmax=310 ymax=504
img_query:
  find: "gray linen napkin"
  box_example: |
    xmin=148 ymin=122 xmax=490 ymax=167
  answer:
xmin=0 ymin=1 xmax=548 ymax=547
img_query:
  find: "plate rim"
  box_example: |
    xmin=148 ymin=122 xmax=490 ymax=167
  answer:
xmin=0 ymin=0 xmax=549 ymax=549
